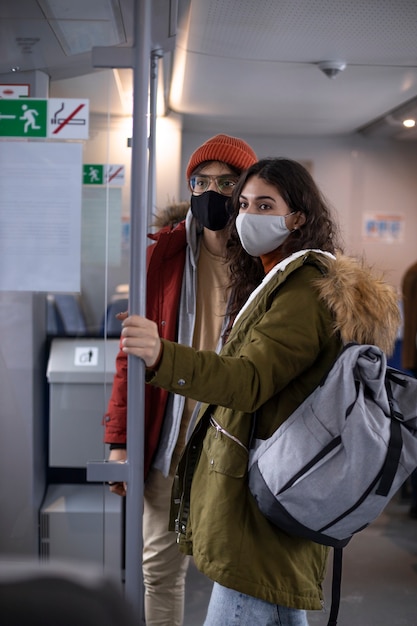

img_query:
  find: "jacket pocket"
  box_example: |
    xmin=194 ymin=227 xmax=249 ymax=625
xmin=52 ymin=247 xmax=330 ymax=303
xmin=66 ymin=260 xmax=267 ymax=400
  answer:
xmin=202 ymin=416 xmax=248 ymax=478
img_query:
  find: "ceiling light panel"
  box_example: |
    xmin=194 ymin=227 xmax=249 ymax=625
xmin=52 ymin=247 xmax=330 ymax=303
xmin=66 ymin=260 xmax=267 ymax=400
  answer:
xmin=37 ymin=0 xmax=126 ymax=55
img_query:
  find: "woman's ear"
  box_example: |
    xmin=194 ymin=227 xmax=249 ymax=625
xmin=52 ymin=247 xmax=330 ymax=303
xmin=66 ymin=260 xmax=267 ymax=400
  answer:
xmin=293 ymin=211 xmax=306 ymax=228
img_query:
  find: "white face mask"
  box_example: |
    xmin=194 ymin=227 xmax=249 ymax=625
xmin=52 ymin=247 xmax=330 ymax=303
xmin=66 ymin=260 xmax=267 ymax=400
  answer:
xmin=236 ymin=212 xmax=294 ymax=257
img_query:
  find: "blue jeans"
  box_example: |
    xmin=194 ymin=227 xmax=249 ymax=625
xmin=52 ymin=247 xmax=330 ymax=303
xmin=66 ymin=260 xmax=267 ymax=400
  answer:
xmin=204 ymin=582 xmax=309 ymax=626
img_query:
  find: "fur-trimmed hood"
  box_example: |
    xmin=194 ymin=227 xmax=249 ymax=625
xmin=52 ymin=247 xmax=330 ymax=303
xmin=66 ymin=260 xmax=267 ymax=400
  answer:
xmin=314 ymin=253 xmax=401 ymax=356
xmin=152 ymin=201 xmax=190 ymax=229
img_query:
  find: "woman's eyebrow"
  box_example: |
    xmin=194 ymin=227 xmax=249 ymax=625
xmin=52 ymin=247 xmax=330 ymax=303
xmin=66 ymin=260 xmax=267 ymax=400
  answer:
xmin=240 ymin=194 xmax=276 ymax=202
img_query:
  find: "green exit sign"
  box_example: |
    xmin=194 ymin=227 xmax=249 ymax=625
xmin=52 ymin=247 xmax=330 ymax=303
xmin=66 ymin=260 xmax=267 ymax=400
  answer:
xmin=83 ymin=164 xmax=104 ymax=185
xmin=0 ymin=99 xmax=47 ymax=137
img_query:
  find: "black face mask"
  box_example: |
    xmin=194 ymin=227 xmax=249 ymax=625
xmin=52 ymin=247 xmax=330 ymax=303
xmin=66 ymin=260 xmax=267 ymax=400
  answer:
xmin=190 ymin=191 xmax=230 ymax=231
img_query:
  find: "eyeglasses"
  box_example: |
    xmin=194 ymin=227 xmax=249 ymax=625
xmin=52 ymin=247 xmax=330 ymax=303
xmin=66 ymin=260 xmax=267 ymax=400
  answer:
xmin=189 ymin=174 xmax=239 ymax=197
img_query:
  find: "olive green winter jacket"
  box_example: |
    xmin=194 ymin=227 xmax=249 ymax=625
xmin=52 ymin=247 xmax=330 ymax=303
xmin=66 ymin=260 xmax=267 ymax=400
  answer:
xmin=147 ymin=250 xmax=400 ymax=611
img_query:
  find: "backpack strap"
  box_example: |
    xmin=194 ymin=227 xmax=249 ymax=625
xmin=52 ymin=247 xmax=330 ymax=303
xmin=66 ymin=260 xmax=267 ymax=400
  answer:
xmin=327 ymin=547 xmax=343 ymax=626
xmin=376 ymin=372 xmax=405 ymax=496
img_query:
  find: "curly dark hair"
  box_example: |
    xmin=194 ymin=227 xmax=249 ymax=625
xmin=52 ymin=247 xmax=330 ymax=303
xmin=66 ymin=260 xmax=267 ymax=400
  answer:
xmin=225 ymin=157 xmax=343 ymax=322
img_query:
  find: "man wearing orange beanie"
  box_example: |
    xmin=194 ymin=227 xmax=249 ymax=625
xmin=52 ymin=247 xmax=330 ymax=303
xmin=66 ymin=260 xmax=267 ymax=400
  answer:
xmin=104 ymin=134 xmax=257 ymax=625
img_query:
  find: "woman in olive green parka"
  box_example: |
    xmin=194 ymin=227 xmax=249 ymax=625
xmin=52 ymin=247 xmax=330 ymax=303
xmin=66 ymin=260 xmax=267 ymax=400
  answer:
xmin=121 ymin=159 xmax=400 ymax=626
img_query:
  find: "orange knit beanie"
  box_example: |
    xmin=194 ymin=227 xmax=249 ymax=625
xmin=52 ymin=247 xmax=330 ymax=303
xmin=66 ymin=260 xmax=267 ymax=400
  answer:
xmin=186 ymin=134 xmax=257 ymax=179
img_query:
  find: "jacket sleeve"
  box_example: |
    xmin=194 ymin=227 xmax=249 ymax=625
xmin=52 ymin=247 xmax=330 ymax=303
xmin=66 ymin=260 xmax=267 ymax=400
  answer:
xmin=147 ymin=265 xmax=336 ymax=413
xmin=103 ymin=340 xmax=127 ymax=444
xmin=103 ymin=222 xmax=187 ymax=447
xmin=102 ymin=239 xmax=155 ymax=445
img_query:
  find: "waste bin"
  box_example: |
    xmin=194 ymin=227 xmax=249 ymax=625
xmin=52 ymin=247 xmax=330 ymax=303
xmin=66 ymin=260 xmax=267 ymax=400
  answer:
xmin=40 ymin=483 xmax=123 ymax=578
xmin=47 ymin=338 xmax=120 ymax=468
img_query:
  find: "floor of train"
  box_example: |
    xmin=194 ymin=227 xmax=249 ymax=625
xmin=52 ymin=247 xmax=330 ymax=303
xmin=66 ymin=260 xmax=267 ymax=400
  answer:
xmin=183 ymin=493 xmax=417 ymax=626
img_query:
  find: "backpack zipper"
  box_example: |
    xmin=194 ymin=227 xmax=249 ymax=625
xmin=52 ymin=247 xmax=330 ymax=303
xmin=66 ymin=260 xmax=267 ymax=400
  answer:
xmin=210 ymin=415 xmax=248 ymax=452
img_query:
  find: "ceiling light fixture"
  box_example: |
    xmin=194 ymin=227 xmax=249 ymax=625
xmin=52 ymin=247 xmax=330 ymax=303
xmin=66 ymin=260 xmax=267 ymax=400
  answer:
xmin=358 ymin=95 xmax=417 ymax=138
xmin=317 ymin=60 xmax=346 ymax=79
xmin=385 ymin=114 xmax=415 ymax=128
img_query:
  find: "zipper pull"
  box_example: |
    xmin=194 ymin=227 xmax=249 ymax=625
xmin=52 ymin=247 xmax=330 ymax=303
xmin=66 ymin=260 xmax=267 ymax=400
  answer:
xmin=210 ymin=415 xmax=221 ymax=438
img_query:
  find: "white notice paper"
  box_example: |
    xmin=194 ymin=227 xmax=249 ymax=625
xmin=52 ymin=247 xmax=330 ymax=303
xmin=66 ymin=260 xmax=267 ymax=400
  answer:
xmin=82 ymin=187 xmax=121 ymax=266
xmin=0 ymin=141 xmax=82 ymax=291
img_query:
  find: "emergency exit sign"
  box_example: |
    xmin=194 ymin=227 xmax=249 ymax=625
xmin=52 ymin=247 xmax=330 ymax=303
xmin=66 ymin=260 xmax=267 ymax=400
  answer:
xmin=83 ymin=164 xmax=104 ymax=185
xmin=0 ymin=98 xmax=89 ymax=139
xmin=83 ymin=164 xmax=125 ymax=186
xmin=0 ymin=99 xmax=47 ymax=137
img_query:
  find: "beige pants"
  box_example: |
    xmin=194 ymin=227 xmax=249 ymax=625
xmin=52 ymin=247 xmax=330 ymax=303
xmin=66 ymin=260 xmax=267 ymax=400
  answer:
xmin=143 ymin=467 xmax=190 ymax=626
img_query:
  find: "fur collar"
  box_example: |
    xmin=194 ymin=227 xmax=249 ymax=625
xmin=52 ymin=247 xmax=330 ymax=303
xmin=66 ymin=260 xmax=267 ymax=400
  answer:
xmin=314 ymin=253 xmax=401 ymax=356
xmin=152 ymin=201 xmax=190 ymax=229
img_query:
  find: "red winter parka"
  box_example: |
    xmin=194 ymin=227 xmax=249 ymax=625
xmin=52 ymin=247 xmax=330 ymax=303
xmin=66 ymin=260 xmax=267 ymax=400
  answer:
xmin=104 ymin=219 xmax=187 ymax=477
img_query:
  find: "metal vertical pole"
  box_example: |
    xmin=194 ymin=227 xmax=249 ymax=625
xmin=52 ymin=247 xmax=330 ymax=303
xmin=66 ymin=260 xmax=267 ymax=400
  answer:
xmin=125 ymin=0 xmax=151 ymax=620
xmin=148 ymin=49 xmax=163 ymax=227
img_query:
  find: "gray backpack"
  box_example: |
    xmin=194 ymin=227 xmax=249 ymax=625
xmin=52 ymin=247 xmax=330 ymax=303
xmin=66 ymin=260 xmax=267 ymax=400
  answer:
xmin=248 ymin=343 xmax=417 ymax=625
